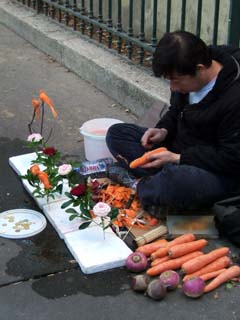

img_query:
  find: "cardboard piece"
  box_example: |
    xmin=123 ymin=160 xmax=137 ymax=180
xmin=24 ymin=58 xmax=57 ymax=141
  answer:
xmin=167 ymin=214 xmax=219 ymax=238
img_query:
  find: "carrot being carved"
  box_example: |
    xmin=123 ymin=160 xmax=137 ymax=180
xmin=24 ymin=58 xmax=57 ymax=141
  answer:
xmin=129 ymin=147 xmax=167 ymax=169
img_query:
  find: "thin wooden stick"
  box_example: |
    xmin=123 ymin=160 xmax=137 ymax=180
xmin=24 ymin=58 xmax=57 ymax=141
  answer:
xmin=28 ymin=109 xmax=36 ymax=134
xmin=40 ymin=102 xmax=44 ymax=135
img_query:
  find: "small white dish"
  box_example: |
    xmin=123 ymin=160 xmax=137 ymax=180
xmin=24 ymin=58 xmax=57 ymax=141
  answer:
xmin=0 ymin=208 xmax=47 ymax=239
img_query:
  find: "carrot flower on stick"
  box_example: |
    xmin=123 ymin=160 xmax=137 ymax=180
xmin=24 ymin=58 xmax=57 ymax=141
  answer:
xmin=39 ymin=89 xmax=58 ymax=118
xmin=28 ymin=90 xmax=58 ymax=137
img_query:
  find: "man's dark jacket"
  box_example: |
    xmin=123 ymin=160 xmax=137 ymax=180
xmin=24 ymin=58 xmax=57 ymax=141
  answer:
xmin=156 ymin=46 xmax=240 ymax=179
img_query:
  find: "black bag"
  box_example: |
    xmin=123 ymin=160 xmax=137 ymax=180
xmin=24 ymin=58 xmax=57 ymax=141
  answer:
xmin=213 ymin=195 xmax=240 ymax=246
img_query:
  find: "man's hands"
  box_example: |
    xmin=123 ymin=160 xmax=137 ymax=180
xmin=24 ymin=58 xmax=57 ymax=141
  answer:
xmin=141 ymin=128 xmax=168 ymax=149
xmin=140 ymin=127 xmax=180 ymax=168
xmin=141 ymin=150 xmax=180 ymax=169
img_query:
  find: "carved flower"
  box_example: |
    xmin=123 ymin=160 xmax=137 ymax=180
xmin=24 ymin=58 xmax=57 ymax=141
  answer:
xmin=58 ymin=164 xmax=72 ymax=176
xmin=93 ymin=202 xmax=111 ymax=217
xmin=27 ymin=133 xmax=43 ymax=142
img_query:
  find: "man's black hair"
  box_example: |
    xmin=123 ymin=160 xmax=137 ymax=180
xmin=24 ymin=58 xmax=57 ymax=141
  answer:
xmin=152 ymin=31 xmax=212 ymax=78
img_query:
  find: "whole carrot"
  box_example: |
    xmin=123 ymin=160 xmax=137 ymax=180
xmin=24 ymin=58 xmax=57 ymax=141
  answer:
xmin=151 ymin=233 xmax=196 ymax=260
xmin=181 ymin=247 xmax=230 ymax=274
xmin=147 ymin=251 xmax=203 ymax=277
xmin=151 ymin=247 xmax=169 ymax=260
xmin=39 ymin=90 xmax=58 ymax=118
xmin=168 ymin=239 xmax=208 ymax=258
xmin=151 ymin=256 xmax=170 ymax=267
xmin=129 ymin=147 xmax=167 ymax=169
xmin=200 ymin=269 xmax=227 ymax=282
xmin=182 ymin=256 xmax=231 ymax=281
xmin=166 ymin=233 xmax=196 ymax=247
xmin=204 ymin=265 xmax=240 ymax=293
xmin=136 ymin=238 xmax=168 ymax=256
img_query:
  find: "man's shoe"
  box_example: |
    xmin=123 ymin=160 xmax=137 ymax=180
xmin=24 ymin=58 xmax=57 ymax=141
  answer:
xmin=107 ymin=164 xmax=137 ymax=189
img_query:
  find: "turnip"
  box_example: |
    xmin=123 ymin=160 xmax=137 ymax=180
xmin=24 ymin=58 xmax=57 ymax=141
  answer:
xmin=125 ymin=252 xmax=148 ymax=272
xmin=131 ymin=274 xmax=150 ymax=292
xmin=182 ymin=276 xmax=205 ymax=298
xmin=159 ymin=270 xmax=180 ymax=290
xmin=147 ymin=279 xmax=167 ymax=301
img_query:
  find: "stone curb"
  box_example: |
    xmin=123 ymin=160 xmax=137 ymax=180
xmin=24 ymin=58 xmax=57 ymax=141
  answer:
xmin=0 ymin=0 xmax=170 ymax=117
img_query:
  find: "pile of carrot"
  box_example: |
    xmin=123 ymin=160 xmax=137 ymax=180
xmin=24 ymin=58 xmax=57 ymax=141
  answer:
xmin=97 ymin=184 xmax=158 ymax=229
xmin=135 ymin=233 xmax=240 ymax=293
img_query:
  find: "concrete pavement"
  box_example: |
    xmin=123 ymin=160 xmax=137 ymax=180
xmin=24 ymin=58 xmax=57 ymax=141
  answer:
xmin=0 ymin=0 xmax=170 ymax=117
xmin=0 ymin=12 xmax=240 ymax=320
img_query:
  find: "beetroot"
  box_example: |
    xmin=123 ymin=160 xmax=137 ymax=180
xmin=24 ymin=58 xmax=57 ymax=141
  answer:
xmin=131 ymin=274 xmax=150 ymax=292
xmin=125 ymin=252 xmax=148 ymax=272
xmin=147 ymin=279 xmax=167 ymax=301
xmin=182 ymin=276 xmax=205 ymax=298
xmin=159 ymin=270 xmax=180 ymax=290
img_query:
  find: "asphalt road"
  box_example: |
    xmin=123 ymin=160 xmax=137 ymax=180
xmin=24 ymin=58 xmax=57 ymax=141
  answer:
xmin=0 ymin=23 xmax=240 ymax=320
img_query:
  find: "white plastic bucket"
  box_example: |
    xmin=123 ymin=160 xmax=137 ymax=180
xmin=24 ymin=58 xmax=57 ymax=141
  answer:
xmin=79 ymin=118 xmax=123 ymax=161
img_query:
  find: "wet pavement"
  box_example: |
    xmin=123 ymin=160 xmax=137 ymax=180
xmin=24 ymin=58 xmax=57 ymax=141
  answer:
xmin=0 ymin=23 xmax=240 ymax=320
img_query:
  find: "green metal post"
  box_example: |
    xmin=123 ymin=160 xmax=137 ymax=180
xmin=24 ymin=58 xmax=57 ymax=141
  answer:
xmin=64 ymin=0 xmax=69 ymax=26
xmin=88 ymin=0 xmax=94 ymax=38
xmin=32 ymin=0 xmax=36 ymax=10
xmin=72 ymin=0 xmax=77 ymax=31
xmin=37 ymin=0 xmax=42 ymax=13
xmin=196 ymin=0 xmax=202 ymax=37
xmin=151 ymin=0 xmax=158 ymax=47
xmin=107 ymin=0 xmax=113 ymax=48
xmin=98 ymin=0 xmax=103 ymax=43
xmin=58 ymin=0 xmax=62 ymax=23
xmin=80 ymin=0 xmax=86 ymax=34
xmin=166 ymin=0 xmax=171 ymax=33
xmin=181 ymin=0 xmax=186 ymax=30
xmin=138 ymin=0 xmax=145 ymax=64
xmin=50 ymin=0 xmax=55 ymax=19
xmin=127 ymin=0 xmax=133 ymax=59
xmin=117 ymin=0 xmax=122 ymax=53
xmin=213 ymin=0 xmax=220 ymax=45
xmin=43 ymin=0 xmax=48 ymax=15
xmin=228 ymin=0 xmax=240 ymax=46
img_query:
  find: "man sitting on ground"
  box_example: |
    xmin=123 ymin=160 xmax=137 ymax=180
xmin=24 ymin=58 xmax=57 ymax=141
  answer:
xmin=106 ymin=31 xmax=240 ymax=213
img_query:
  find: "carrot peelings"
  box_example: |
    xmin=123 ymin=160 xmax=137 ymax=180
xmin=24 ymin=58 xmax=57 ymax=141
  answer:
xmin=181 ymin=247 xmax=230 ymax=275
xmin=204 ymin=265 xmax=240 ymax=293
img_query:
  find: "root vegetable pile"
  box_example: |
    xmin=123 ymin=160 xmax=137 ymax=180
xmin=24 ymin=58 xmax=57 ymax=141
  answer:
xmin=125 ymin=233 xmax=240 ymax=301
